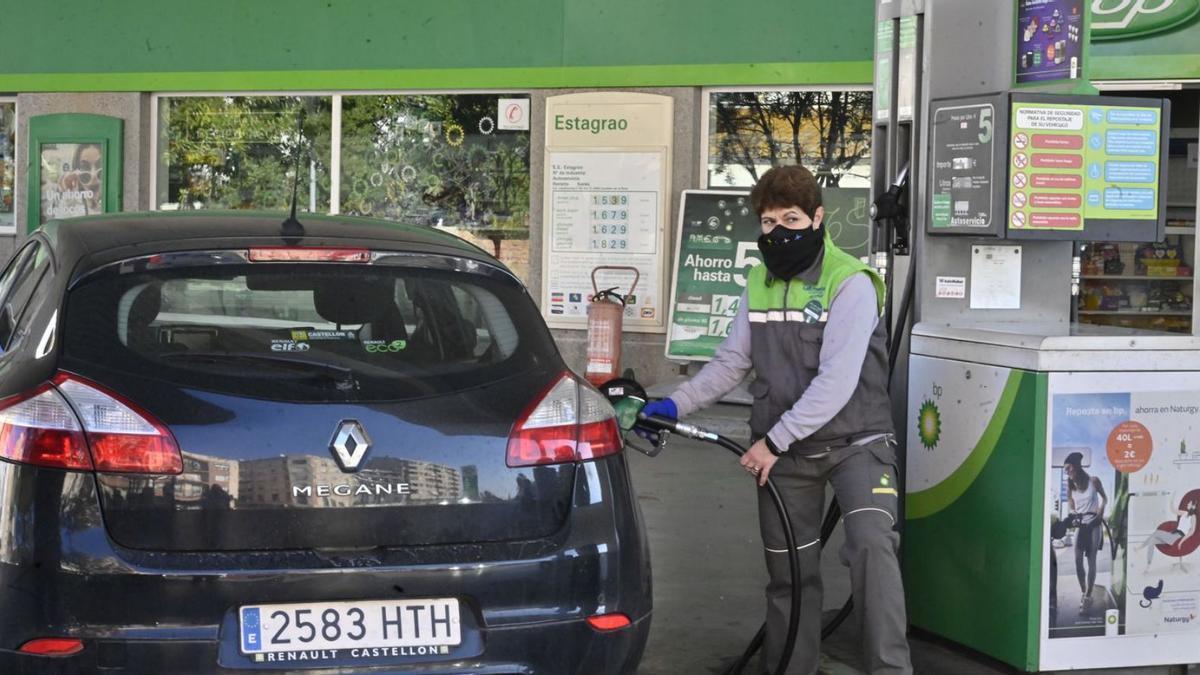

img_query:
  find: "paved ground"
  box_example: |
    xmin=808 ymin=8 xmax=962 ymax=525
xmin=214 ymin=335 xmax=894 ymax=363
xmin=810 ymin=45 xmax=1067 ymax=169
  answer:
xmin=628 ymin=406 xmax=1195 ymax=675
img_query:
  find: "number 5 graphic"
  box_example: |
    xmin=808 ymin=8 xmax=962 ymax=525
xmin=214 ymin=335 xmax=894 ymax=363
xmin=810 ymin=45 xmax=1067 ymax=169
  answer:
xmin=734 ymin=241 xmax=762 ymax=287
xmin=978 ymin=107 xmax=993 ymax=144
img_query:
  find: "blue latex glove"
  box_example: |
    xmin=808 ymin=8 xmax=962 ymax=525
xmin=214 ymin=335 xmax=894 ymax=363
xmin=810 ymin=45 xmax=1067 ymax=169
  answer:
xmin=636 ymin=398 xmax=678 ymax=440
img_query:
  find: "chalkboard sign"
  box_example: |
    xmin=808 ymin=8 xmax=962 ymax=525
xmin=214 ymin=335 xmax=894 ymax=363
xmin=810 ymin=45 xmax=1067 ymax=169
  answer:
xmin=665 ymin=187 xmax=872 ymax=361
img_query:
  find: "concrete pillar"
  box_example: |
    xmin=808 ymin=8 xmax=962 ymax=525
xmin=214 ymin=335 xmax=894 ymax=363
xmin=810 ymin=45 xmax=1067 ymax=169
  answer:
xmin=11 ymin=92 xmax=152 ymax=258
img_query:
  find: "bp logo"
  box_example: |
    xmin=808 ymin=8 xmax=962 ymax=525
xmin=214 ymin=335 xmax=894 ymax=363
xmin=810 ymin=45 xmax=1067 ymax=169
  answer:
xmin=918 ymin=399 xmax=942 ymax=450
xmin=1092 ymin=0 xmax=1200 ymax=41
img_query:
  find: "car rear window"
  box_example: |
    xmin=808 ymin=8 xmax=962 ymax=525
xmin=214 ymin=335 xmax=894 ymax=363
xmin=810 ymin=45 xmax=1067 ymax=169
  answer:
xmin=63 ymin=262 xmax=553 ymax=401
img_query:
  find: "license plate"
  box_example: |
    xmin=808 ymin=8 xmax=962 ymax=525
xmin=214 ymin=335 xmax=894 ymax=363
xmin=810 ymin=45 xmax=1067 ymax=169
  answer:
xmin=239 ymin=599 xmax=461 ymax=655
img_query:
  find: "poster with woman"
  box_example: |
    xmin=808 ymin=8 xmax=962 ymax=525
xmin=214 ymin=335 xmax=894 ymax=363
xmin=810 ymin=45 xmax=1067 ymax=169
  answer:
xmin=1042 ymin=372 xmax=1200 ymax=670
xmin=39 ymin=142 xmax=104 ymax=223
xmin=1048 ymin=393 xmax=1123 ymax=640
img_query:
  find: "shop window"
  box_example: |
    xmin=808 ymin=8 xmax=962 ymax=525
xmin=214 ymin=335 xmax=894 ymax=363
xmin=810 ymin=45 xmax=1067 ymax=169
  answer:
xmin=0 ymin=101 xmax=15 ymax=233
xmin=156 ymin=96 xmax=332 ymax=212
xmin=1077 ymin=89 xmax=1198 ymax=335
xmin=706 ymin=89 xmax=873 ymax=189
xmin=156 ymin=94 xmax=531 ymax=281
xmin=339 ymin=95 xmax=531 ymax=280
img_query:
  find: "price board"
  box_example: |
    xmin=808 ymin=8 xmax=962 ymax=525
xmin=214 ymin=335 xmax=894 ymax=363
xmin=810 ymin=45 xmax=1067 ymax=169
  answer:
xmin=541 ymin=92 xmax=673 ymax=332
xmin=545 ymin=151 xmax=663 ymax=327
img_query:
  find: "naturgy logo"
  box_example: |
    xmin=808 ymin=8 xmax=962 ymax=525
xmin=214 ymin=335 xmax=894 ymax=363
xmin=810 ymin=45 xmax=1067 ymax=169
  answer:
xmin=1092 ymin=0 xmax=1200 ymax=40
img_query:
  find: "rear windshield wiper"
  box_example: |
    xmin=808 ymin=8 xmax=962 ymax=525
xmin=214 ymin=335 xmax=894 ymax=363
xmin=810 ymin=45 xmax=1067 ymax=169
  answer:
xmin=160 ymin=352 xmax=358 ymax=389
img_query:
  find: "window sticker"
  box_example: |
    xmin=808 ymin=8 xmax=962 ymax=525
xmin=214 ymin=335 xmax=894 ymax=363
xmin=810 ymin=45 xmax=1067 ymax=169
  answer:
xmin=363 ymin=339 xmax=407 ymax=353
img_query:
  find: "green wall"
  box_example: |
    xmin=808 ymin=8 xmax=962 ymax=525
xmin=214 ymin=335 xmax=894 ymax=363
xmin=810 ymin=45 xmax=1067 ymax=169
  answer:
xmin=0 ymin=0 xmax=874 ymax=91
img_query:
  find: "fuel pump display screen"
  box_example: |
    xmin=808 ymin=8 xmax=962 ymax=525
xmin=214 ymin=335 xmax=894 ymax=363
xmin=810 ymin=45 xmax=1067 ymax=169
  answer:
xmin=1006 ymin=93 xmax=1169 ymax=242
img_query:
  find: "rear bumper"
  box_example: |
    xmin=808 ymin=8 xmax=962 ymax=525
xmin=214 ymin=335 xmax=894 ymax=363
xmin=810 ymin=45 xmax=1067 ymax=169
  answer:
xmin=0 ymin=456 xmax=652 ymax=673
xmin=0 ymin=613 xmax=650 ymax=674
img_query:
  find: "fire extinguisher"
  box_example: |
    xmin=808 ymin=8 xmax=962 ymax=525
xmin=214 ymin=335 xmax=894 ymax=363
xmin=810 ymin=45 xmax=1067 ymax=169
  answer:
xmin=585 ymin=265 xmax=639 ymax=387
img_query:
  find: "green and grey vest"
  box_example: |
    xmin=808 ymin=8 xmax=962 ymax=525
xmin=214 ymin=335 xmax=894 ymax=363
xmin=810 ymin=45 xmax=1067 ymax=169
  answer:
xmin=746 ymin=242 xmax=893 ymax=453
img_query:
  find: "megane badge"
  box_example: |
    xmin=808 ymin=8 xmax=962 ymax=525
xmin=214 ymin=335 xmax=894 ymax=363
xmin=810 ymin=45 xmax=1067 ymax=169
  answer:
xmin=329 ymin=420 xmax=372 ymax=472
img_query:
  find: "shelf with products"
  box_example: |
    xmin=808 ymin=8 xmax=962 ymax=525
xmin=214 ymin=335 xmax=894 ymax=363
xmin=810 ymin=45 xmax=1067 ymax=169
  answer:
xmin=1077 ymin=235 xmax=1194 ymax=334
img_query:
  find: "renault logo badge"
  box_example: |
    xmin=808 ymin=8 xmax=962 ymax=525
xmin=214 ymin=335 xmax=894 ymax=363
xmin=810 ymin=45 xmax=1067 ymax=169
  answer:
xmin=330 ymin=420 xmax=372 ymax=472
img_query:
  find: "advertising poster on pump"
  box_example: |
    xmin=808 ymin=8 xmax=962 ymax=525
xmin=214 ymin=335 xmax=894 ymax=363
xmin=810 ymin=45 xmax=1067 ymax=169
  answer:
xmin=1015 ymin=0 xmax=1085 ymax=85
xmin=1042 ymin=373 xmax=1200 ymax=669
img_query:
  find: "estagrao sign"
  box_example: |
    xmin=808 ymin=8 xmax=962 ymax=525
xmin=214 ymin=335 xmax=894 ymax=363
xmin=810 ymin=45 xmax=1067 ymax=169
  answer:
xmin=542 ymin=92 xmax=673 ymax=334
xmin=1092 ymin=0 xmax=1200 ymax=40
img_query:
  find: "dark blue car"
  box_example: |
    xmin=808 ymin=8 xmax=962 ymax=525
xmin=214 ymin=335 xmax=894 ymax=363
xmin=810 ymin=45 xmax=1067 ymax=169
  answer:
xmin=0 ymin=212 xmax=651 ymax=673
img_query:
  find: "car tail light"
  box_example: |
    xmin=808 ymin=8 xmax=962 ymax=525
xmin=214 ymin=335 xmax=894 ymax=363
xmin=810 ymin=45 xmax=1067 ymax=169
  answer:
xmin=18 ymin=638 xmax=84 ymax=656
xmin=54 ymin=374 xmax=183 ymax=474
xmin=506 ymin=373 xmax=622 ymax=468
xmin=249 ymin=247 xmax=371 ymax=262
xmin=0 ymin=386 xmax=92 ymax=470
xmin=586 ymin=613 xmax=631 ymax=632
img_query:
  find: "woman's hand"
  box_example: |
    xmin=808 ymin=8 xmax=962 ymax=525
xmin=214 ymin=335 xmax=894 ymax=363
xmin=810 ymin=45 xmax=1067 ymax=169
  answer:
xmin=739 ymin=439 xmax=779 ymax=487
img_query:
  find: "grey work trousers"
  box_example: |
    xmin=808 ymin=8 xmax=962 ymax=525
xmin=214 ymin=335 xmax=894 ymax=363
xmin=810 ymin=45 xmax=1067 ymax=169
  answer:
xmin=757 ymin=437 xmax=912 ymax=675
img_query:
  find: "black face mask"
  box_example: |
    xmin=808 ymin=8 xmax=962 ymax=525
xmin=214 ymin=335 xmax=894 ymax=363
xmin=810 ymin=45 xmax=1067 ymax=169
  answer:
xmin=756 ymin=226 xmax=824 ymax=281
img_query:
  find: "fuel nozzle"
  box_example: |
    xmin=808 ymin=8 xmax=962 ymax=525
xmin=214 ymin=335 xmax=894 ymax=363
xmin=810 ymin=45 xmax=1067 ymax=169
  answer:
xmin=612 ymin=394 xmax=647 ymax=433
xmin=636 ymin=412 xmax=720 ymax=443
xmin=599 ymin=377 xmax=720 ymax=456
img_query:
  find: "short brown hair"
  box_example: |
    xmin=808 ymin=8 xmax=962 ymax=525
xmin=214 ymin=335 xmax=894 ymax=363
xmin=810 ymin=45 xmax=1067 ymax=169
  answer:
xmin=750 ymin=165 xmax=822 ymax=217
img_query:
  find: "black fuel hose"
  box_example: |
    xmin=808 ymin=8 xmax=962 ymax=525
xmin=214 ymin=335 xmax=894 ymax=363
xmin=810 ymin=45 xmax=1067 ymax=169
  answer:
xmin=636 ymin=415 xmax=802 ymax=675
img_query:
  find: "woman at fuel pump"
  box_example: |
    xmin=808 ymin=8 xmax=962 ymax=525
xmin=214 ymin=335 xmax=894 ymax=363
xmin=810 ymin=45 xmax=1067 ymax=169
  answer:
xmin=1063 ymin=452 xmax=1108 ymax=612
xmin=641 ymin=165 xmax=912 ymax=674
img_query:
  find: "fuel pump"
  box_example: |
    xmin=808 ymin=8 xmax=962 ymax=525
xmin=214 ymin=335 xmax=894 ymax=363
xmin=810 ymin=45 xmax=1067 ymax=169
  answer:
xmin=872 ymin=2 xmax=1188 ymax=671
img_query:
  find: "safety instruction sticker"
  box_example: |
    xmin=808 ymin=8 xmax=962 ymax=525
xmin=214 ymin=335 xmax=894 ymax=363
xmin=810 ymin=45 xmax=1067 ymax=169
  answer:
xmin=1008 ymin=102 xmax=1160 ymax=232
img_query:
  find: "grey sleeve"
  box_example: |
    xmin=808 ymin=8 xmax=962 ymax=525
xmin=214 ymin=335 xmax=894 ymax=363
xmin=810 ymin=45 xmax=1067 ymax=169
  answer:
xmin=670 ymin=291 xmax=752 ymax=418
xmin=766 ymin=273 xmax=879 ymax=451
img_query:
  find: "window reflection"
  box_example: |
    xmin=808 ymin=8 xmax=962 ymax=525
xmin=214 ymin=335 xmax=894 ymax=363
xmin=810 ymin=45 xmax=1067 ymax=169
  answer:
xmin=708 ymin=90 xmax=872 ymax=188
